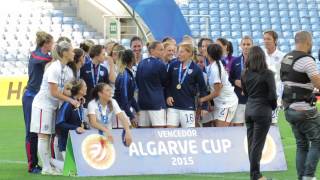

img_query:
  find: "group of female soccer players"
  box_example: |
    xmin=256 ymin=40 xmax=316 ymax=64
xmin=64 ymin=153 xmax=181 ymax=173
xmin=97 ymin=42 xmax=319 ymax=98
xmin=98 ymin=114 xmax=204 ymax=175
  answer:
xmin=22 ymin=30 xmax=281 ymax=177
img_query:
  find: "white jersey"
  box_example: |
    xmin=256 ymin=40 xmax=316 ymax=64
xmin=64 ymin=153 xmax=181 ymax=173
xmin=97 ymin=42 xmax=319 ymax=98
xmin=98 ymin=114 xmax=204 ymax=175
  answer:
xmin=264 ymin=49 xmax=285 ymax=98
xmin=32 ymin=60 xmax=74 ymax=110
xmin=206 ymin=61 xmax=238 ymax=108
xmin=87 ymin=98 xmax=123 ymax=129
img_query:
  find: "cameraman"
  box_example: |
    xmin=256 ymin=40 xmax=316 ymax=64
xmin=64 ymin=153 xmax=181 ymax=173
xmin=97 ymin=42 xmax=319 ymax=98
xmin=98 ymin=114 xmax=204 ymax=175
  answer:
xmin=281 ymin=31 xmax=320 ymax=180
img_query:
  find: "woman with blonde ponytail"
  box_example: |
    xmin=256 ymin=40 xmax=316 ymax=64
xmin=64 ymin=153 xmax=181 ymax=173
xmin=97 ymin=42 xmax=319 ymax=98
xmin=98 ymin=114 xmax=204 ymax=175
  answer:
xmin=22 ymin=31 xmax=53 ymax=174
xmin=30 ymin=40 xmax=77 ymax=175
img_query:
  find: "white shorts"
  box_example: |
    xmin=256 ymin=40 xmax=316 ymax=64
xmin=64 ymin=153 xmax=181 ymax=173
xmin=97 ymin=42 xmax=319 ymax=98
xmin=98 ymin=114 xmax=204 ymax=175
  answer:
xmin=167 ymin=108 xmax=196 ymax=128
xmin=30 ymin=106 xmax=56 ymax=134
xmin=231 ymin=104 xmax=246 ymax=124
xmin=138 ymin=109 xmax=166 ymax=127
xmin=214 ymin=104 xmax=237 ymax=123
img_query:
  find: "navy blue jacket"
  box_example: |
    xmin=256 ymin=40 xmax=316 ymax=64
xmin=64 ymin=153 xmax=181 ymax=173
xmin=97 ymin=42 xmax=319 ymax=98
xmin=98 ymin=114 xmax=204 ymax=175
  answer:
xmin=56 ymin=102 xmax=83 ymax=151
xmin=80 ymin=61 xmax=109 ymax=106
xmin=136 ymin=57 xmax=167 ymax=110
xmin=166 ymin=61 xmax=208 ymax=110
xmin=26 ymin=48 xmax=52 ymax=93
xmin=229 ymin=55 xmax=248 ymax=104
xmin=114 ymin=68 xmax=139 ymax=120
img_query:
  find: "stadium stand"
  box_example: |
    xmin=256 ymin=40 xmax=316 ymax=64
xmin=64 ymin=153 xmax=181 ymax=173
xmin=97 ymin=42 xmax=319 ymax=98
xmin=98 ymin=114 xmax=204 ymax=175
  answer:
xmin=0 ymin=0 xmax=103 ymax=75
xmin=1 ymin=0 xmax=320 ymax=75
xmin=178 ymin=0 xmax=320 ymax=58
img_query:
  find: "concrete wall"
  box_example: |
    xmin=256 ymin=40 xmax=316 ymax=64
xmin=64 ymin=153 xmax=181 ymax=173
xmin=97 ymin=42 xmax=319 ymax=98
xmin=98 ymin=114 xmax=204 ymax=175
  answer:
xmin=77 ymin=0 xmax=107 ymax=36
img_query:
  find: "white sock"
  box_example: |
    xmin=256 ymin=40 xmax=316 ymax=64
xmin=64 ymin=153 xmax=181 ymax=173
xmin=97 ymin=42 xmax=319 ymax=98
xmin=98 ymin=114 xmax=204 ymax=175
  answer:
xmin=62 ymin=151 xmax=66 ymax=161
xmin=50 ymin=158 xmax=64 ymax=172
xmin=38 ymin=137 xmax=51 ymax=171
xmin=53 ymin=135 xmax=63 ymax=161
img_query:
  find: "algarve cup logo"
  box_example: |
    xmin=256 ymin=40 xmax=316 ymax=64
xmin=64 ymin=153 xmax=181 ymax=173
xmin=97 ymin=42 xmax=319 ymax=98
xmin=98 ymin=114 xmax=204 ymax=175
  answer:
xmin=244 ymin=134 xmax=276 ymax=164
xmin=81 ymin=134 xmax=116 ymax=170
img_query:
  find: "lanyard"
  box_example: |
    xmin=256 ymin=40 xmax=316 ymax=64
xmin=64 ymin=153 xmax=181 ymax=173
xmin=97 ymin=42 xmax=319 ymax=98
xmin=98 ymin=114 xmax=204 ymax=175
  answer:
xmin=98 ymin=101 xmax=109 ymax=125
xmin=76 ymin=104 xmax=84 ymax=123
xmin=178 ymin=61 xmax=191 ymax=85
xmin=60 ymin=63 xmax=66 ymax=90
xmin=91 ymin=63 xmax=101 ymax=87
xmin=240 ymin=55 xmax=244 ymax=71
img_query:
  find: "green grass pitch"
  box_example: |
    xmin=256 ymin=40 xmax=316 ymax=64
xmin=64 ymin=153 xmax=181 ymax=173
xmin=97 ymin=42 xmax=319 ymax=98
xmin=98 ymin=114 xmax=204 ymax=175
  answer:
xmin=0 ymin=106 xmax=319 ymax=180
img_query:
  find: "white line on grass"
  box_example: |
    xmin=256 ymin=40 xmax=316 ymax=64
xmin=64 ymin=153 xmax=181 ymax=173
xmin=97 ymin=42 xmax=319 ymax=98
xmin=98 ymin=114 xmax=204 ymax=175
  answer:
xmin=183 ymin=173 xmax=249 ymax=179
xmin=0 ymin=160 xmax=26 ymax=164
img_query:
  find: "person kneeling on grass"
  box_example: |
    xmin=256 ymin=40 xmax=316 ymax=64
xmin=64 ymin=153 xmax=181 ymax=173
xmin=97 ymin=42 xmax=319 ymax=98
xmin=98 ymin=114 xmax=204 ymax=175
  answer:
xmin=87 ymin=83 xmax=132 ymax=145
xmin=56 ymin=79 xmax=88 ymax=160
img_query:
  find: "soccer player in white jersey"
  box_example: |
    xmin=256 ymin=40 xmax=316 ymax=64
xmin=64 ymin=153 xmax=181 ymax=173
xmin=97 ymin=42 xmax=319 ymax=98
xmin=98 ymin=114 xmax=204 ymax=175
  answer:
xmin=263 ymin=30 xmax=285 ymax=124
xmin=199 ymin=44 xmax=238 ymax=127
xmin=87 ymin=83 xmax=132 ymax=145
xmin=30 ymin=41 xmax=78 ymax=175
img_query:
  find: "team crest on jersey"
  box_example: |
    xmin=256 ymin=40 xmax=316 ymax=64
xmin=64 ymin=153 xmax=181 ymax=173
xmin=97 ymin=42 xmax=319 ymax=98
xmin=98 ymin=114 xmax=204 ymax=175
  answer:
xmin=86 ymin=70 xmax=91 ymax=74
xmin=100 ymin=71 xmax=104 ymax=76
xmin=188 ymin=69 xmax=193 ymax=74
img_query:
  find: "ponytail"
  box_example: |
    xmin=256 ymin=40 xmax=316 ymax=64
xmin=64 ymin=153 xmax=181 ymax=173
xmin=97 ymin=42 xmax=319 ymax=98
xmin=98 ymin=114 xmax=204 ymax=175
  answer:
xmin=207 ymin=43 xmax=223 ymax=79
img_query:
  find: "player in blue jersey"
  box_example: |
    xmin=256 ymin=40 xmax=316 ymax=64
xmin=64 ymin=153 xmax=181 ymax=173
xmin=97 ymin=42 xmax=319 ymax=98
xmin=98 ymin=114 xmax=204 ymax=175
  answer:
xmin=114 ymin=49 xmax=140 ymax=128
xmin=22 ymin=31 xmax=53 ymax=173
xmin=136 ymin=41 xmax=168 ymax=128
xmin=56 ymin=79 xmax=87 ymax=159
xmin=80 ymin=45 xmax=116 ymax=107
xmin=166 ymin=43 xmax=208 ymax=128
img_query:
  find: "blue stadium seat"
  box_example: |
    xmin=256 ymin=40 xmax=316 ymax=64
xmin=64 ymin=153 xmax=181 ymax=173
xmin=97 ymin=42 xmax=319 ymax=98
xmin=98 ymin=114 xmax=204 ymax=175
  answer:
xmin=291 ymin=24 xmax=301 ymax=31
xmin=189 ymin=17 xmax=200 ymax=23
xmin=289 ymin=10 xmax=299 ymax=17
xmin=260 ymin=10 xmax=269 ymax=17
xmin=239 ymin=10 xmax=249 ymax=17
xmin=270 ymin=10 xmax=279 ymax=17
xmin=249 ymin=10 xmax=259 ymax=17
xmin=268 ymin=3 xmax=278 ymax=9
xmin=241 ymin=24 xmax=251 ymax=31
xmin=301 ymin=24 xmax=311 ymax=31
xmin=278 ymin=3 xmax=289 ymax=10
xmin=220 ymin=9 xmax=229 ymax=17
xmin=211 ymin=31 xmax=221 ymax=37
xmin=259 ymin=3 xmax=268 ymax=10
xmin=199 ymin=10 xmax=209 ymax=15
xmin=240 ymin=17 xmax=249 ymax=24
xmin=221 ymin=31 xmax=231 ymax=38
xmin=189 ymin=9 xmax=198 ymax=15
xmin=231 ymin=31 xmax=241 ymax=38
xmin=229 ymin=3 xmax=238 ymax=9
xmin=229 ymin=10 xmax=238 ymax=17
xmin=230 ymin=17 xmax=240 ymax=24
xmin=199 ymin=2 xmax=208 ymax=9
xmin=189 ymin=2 xmax=198 ymax=9
xmin=251 ymin=24 xmax=261 ymax=31
xmin=279 ymin=10 xmax=289 ymax=17
xmin=251 ymin=17 xmax=260 ymax=24
xmin=310 ymin=17 xmax=319 ymax=24
xmin=261 ymin=24 xmax=271 ymax=31
xmin=231 ymin=24 xmax=241 ymax=31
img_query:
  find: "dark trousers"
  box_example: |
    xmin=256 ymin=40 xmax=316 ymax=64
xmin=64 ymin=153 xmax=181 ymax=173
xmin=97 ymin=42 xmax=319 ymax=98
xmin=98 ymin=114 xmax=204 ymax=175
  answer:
xmin=22 ymin=90 xmax=38 ymax=171
xmin=285 ymin=108 xmax=320 ymax=180
xmin=245 ymin=115 xmax=271 ymax=180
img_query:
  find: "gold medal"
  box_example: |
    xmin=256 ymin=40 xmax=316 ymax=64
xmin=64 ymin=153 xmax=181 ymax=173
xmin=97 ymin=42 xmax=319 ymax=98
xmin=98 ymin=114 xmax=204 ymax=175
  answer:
xmin=176 ymin=84 xmax=181 ymax=90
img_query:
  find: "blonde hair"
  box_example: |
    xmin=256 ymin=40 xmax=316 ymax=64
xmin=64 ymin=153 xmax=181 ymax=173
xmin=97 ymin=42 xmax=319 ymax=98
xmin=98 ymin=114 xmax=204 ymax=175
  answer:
xmin=36 ymin=31 xmax=53 ymax=49
xmin=111 ymin=44 xmax=125 ymax=73
xmin=163 ymin=42 xmax=175 ymax=49
xmin=179 ymin=43 xmax=197 ymax=61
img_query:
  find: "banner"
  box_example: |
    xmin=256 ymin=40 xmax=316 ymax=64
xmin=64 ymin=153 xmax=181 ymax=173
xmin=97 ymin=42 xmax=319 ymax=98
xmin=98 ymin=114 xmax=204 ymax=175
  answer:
xmin=0 ymin=76 xmax=28 ymax=106
xmin=64 ymin=126 xmax=287 ymax=176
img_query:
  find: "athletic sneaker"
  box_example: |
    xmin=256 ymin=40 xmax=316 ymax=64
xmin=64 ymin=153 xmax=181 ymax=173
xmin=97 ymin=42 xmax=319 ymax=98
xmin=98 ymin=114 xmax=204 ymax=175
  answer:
xmin=41 ymin=167 xmax=62 ymax=176
xmin=29 ymin=165 xmax=42 ymax=174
